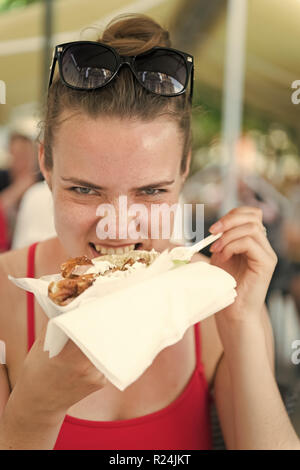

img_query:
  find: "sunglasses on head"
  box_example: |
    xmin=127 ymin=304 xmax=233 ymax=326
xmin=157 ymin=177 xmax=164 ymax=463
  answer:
xmin=48 ymin=40 xmax=194 ymax=101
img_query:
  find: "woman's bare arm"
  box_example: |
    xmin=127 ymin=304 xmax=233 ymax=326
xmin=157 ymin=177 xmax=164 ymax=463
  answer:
xmin=0 ymin=256 xmax=107 ymax=450
xmin=209 ymin=206 xmax=300 ymax=450
xmin=0 ymin=261 xmax=66 ymax=450
xmin=0 ymin=391 xmax=66 ymax=450
xmin=214 ymin=309 xmax=300 ymax=450
xmin=212 ymin=304 xmax=277 ymax=449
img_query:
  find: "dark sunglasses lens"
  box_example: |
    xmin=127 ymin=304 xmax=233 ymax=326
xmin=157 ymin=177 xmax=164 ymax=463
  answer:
xmin=61 ymin=44 xmax=117 ymax=89
xmin=134 ymin=50 xmax=187 ymax=95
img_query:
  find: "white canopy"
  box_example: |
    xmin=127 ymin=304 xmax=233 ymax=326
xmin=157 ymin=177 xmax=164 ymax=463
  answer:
xmin=0 ymin=0 xmax=299 ymax=131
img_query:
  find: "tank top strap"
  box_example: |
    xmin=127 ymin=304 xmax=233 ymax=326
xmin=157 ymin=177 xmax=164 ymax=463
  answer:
xmin=0 ymin=201 xmax=9 ymax=252
xmin=194 ymin=321 xmax=205 ymax=374
xmin=26 ymin=242 xmax=39 ymax=352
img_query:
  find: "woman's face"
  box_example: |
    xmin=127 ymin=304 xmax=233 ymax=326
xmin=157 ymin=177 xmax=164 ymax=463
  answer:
xmin=40 ymin=111 xmax=190 ymax=258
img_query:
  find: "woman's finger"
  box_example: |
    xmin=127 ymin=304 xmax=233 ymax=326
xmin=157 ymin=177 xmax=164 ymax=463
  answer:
xmin=228 ymin=206 xmax=263 ymax=221
xmin=215 ymin=235 xmax=277 ymax=274
xmin=210 ymin=222 xmax=275 ymax=257
xmin=209 ymin=211 xmax=264 ymax=235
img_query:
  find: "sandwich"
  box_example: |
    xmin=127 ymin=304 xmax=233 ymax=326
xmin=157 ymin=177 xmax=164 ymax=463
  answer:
xmin=48 ymin=249 xmax=159 ymax=306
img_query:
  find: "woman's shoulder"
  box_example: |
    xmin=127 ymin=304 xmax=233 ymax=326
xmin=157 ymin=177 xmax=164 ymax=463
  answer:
xmin=0 ymin=246 xmax=30 ymax=345
xmin=0 ymin=237 xmax=59 ymax=302
xmin=0 ymin=238 xmax=58 ymax=341
xmin=0 ymin=245 xmax=29 ymax=280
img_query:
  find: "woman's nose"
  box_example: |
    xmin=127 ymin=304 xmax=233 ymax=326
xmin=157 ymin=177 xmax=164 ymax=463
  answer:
xmin=95 ymin=195 xmax=149 ymax=242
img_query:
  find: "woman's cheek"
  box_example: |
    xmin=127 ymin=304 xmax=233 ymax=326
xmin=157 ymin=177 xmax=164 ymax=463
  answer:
xmin=53 ymin=195 xmax=97 ymax=254
xmin=54 ymin=199 xmax=80 ymax=235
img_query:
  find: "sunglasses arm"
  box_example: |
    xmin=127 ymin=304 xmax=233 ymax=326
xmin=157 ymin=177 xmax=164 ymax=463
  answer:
xmin=189 ymin=65 xmax=194 ymax=103
xmin=48 ymin=52 xmax=58 ymax=90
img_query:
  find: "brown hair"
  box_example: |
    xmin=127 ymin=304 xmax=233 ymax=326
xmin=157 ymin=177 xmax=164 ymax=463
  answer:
xmin=42 ymin=13 xmax=192 ymax=173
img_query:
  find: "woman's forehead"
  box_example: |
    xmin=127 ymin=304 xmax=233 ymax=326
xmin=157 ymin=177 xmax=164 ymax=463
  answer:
xmin=53 ymin=113 xmax=182 ymax=181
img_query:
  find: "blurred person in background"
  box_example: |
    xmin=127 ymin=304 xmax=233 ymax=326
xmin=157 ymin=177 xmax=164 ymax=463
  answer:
xmin=0 ymin=132 xmax=38 ymax=250
xmin=11 ymin=179 xmax=56 ymax=249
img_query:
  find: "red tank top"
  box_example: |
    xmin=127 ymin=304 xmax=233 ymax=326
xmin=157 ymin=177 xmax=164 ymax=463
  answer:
xmin=26 ymin=242 xmax=213 ymax=450
xmin=0 ymin=202 xmax=9 ymax=252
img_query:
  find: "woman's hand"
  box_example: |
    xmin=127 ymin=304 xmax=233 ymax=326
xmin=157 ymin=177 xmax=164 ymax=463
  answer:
xmin=208 ymin=206 xmax=278 ymax=324
xmin=10 ymin=326 xmax=107 ymax=424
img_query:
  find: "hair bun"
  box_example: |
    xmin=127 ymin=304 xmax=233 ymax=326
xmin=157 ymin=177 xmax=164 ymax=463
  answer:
xmin=100 ymin=13 xmax=171 ymax=55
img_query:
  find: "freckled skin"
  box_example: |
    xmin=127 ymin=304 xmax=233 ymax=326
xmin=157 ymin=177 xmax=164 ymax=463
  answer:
xmin=39 ymin=112 xmax=191 ymax=258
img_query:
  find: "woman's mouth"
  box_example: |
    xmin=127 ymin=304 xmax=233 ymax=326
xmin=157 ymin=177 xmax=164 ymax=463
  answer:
xmin=89 ymin=242 xmax=142 ymax=256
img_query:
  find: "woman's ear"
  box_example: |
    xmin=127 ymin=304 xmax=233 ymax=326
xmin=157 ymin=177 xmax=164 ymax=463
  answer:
xmin=38 ymin=142 xmax=52 ymax=191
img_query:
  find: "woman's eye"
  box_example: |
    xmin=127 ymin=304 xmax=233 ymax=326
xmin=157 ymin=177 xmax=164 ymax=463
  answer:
xmin=71 ymin=187 xmax=97 ymax=195
xmin=142 ymin=188 xmax=166 ymax=196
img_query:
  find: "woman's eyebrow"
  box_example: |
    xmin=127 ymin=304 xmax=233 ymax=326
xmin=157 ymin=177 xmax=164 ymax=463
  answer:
xmin=61 ymin=177 xmax=106 ymax=190
xmin=61 ymin=177 xmax=175 ymax=190
xmin=134 ymin=180 xmax=175 ymax=190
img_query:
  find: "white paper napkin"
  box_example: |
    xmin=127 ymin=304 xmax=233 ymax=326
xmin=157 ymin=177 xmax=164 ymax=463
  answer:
xmin=8 ymin=252 xmax=237 ymax=390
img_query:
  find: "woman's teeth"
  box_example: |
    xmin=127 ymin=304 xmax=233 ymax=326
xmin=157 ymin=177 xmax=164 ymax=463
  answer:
xmin=93 ymin=244 xmax=136 ymax=255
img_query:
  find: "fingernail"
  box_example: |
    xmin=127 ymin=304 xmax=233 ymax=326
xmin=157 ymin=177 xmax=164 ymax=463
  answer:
xmin=209 ymin=221 xmax=223 ymax=233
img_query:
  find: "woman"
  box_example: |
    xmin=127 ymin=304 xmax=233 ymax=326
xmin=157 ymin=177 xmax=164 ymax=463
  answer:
xmin=0 ymin=14 xmax=299 ymax=450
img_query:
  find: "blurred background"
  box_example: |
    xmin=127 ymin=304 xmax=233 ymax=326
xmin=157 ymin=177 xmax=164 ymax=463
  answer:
xmin=0 ymin=0 xmax=300 ymax=447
